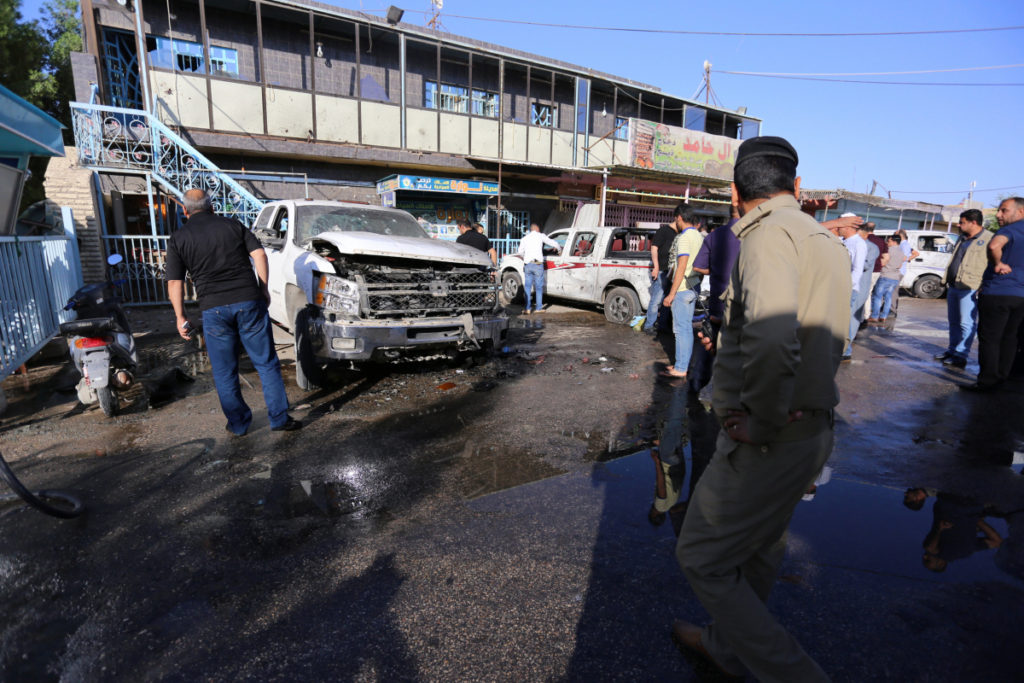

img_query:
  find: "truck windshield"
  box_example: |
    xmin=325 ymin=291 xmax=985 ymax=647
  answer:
xmin=294 ymin=206 xmax=428 ymax=244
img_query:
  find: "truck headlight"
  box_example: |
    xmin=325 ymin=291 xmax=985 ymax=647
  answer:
xmin=314 ymin=273 xmax=360 ymax=316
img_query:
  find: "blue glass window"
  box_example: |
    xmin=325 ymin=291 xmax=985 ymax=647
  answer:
xmin=684 ymin=106 xmax=706 ymax=132
xmin=146 ymin=36 xmax=238 ymax=76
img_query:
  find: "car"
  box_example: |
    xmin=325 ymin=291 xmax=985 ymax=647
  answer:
xmin=253 ymin=199 xmax=508 ymax=389
xmin=498 ymin=225 xmax=655 ymax=324
xmin=875 ymin=229 xmax=960 ymax=299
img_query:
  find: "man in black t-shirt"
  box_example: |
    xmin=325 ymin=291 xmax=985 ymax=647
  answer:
xmin=166 ymin=189 xmax=299 ymax=435
xmin=455 ymin=220 xmax=497 ymax=266
xmin=641 ymin=221 xmax=680 ymax=334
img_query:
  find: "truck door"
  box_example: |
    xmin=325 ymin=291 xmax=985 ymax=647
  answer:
xmin=263 ymin=206 xmax=292 ymax=324
xmin=548 ymin=230 xmax=600 ymax=301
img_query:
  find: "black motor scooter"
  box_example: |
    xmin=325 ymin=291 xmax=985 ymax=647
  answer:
xmin=58 ymin=254 xmax=138 ymax=417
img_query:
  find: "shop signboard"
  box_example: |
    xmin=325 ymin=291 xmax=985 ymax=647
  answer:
xmin=629 ymin=119 xmax=737 ymax=182
xmin=376 ymin=174 xmax=499 ymax=196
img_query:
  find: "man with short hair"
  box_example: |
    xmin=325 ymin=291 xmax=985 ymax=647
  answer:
xmin=456 ymin=220 xmax=497 ymax=266
xmin=836 ymin=216 xmax=867 ymax=360
xmin=660 ymin=204 xmax=704 ymax=379
xmin=934 ymin=209 xmax=990 ymax=368
xmin=869 ymin=234 xmax=906 ymax=324
xmin=166 ymin=189 xmax=300 ymax=435
xmin=642 ymin=220 xmax=680 ymax=335
xmin=515 ymin=222 xmax=560 ymax=314
xmin=963 ymin=197 xmax=1024 ymax=391
xmin=672 ymin=136 xmax=847 ymax=682
xmin=860 ymin=222 xmax=887 ymax=320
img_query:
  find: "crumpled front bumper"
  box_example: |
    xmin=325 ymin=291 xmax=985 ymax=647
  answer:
xmin=308 ymin=310 xmax=509 ymax=361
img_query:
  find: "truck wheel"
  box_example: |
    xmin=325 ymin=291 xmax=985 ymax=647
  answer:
xmin=912 ymin=275 xmax=943 ymax=299
xmin=294 ymin=307 xmax=326 ymax=391
xmin=96 ymin=386 xmax=117 ymax=417
xmin=501 ymin=271 xmax=523 ymax=305
xmin=604 ymin=286 xmax=640 ymax=325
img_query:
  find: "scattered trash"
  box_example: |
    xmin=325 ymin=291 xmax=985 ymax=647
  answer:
xmin=582 ymin=357 xmax=590 ymax=364
xmin=527 ymin=355 xmax=546 ymax=365
xmin=598 ymin=356 xmax=608 ymax=362
xmin=455 ymin=369 xmax=465 ymax=374
xmin=628 ymin=373 xmax=639 ymax=380
xmin=437 ymin=382 xmax=456 ymax=391
xmin=600 ymin=367 xmax=614 ymax=373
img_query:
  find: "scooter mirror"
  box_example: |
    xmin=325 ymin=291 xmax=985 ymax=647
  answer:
xmin=107 ymin=254 xmax=124 ymax=266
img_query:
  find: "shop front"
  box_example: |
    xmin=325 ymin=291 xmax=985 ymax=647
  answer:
xmin=377 ymin=174 xmax=500 ymax=241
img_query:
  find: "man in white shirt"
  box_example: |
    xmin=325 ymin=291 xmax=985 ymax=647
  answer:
xmin=516 ymin=222 xmax=561 ymax=314
xmin=836 ymin=215 xmax=867 ymax=360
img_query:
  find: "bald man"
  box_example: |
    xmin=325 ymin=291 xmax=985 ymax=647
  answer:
xmin=166 ymin=189 xmax=300 ymax=434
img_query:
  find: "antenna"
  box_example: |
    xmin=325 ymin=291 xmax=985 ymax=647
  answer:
xmin=427 ymin=0 xmax=444 ymax=30
xmin=691 ymin=60 xmax=723 ymax=108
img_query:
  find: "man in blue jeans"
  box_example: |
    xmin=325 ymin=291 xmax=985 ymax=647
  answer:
xmin=661 ymin=204 xmax=704 ymax=379
xmin=516 ymin=222 xmax=561 ymax=314
xmin=166 ymin=189 xmax=300 ymax=435
xmin=643 ymin=221 xmax=680 ymax=334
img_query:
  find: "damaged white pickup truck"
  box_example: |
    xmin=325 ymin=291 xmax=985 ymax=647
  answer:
xmin=253 ymin=200 xmax=508 ymax=390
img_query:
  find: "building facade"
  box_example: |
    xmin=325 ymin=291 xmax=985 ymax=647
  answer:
xmin=64 ymin=0 xmax=762 ymax=299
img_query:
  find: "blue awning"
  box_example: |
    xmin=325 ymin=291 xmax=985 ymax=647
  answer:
xmin=0 ymin=83 xmax=65 ymax=159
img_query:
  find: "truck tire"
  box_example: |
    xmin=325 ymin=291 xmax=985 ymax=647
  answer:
xmin=96 ymin=385 xmax=117 ymax=417
xmin=501 ymin=271 xmax=523 ymax=305
xmin=604 ymin=286 xmax=640 ymax=325
xmin=294 ymin=306 xmax=326 ymax=391
xmin=912 ymin=275 xmax=943 ymax=299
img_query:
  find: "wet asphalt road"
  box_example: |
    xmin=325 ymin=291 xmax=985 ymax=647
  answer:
xmin=0 ymin=298 xmax=1021 ymax=681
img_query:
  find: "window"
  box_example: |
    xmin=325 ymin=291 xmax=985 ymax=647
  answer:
xmin=146 ymin=36 xmax=239 ymax=76
xmin=425 ymin=82 xmax=468 ymax=113
xmin=531 ymin=101 xmax=557 ymax=128
xmin=471 ymin=89 xmax=499 ymax=117
xmin=919 ymin=234 xmax=959 ymax=253
xmin=613 ymin=116 xmax=629 ymax=141
xmin=739 ymin=118 xmax=760 ymax=140
xmin=209 ymin=46 xmax=239 ymax=77
xmin=684 ymin=106 xmax=706 ymax=132
xmin=571 ymin=232 xmax=597 ymax=258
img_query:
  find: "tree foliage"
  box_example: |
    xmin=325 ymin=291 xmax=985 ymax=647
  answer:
xmin=1 ymin=0 xmax=82 ymax=210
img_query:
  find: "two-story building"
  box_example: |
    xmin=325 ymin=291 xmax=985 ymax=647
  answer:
xmin=59 ymin=0 xmax=762 ymax=300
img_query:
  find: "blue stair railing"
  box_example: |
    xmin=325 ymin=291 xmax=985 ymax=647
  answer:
xmin=70 ymin=102 xmax=264 ymax=225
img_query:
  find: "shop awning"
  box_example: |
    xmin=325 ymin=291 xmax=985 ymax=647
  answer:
xmin=0 ymin=84 xmax=65 ymax=159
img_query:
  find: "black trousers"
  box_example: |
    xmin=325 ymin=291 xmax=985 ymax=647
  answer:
xmin=976 ymin=294 xmax=1024 ymax=386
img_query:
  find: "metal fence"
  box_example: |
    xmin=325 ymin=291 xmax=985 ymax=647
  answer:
xmin=0 ymin=232 xmax=82 ymax=378
xmin=102 ymin=235 xmax=196 ymax=305
xmin=491 ymin=237 xmax=521 ymax=261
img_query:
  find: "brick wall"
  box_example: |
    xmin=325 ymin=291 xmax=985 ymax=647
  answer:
xmin=44 ymin=149 xmax=106 ymax=283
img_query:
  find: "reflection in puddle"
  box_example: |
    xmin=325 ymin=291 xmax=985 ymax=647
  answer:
xmin=454 ymin=445 xmax=566 ymax=500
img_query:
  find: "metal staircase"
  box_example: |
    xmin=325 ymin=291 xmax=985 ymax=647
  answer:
xmin=70 ymin=102 xmax=264 ymax=225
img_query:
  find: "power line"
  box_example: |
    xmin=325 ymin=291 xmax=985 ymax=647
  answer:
xmin=719 ymin=64 xmax=1024 ymax=77
xmin=374 ymin=10 xmax=1024 ymax=38
xmin=715 ymin=72 xmax=1024 ymax=86
xmin=890 ymin=185 xmax=1024 ymax=195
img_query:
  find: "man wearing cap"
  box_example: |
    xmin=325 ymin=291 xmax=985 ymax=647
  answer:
xmin=672 ymin=136 xmax=848 ymax=682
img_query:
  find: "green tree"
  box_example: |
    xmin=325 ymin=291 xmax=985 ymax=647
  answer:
xmin=0 ymin=0 xmax=49 ymax=108
xmin=2 ymin=0 xmax=82 ymax=210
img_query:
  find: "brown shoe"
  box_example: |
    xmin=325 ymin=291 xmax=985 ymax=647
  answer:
xmin=671 ymin=620 xmax=744 ymax=680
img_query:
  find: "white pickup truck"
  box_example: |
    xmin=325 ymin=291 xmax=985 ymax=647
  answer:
xmin=498 ymin=225 xmax=655 ymax=324
xmin=252 ymin=200 xmax=508 ymax=389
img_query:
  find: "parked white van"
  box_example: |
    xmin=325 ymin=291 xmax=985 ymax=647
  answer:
xmin=874 ymin=229 xmax=960 ymax=299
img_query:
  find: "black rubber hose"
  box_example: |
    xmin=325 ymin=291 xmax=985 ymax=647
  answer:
xmin=0 ymin=449 xmax=84 ymax=519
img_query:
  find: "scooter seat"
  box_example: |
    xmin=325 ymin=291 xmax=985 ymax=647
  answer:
xmin=60 ymin=316 xmax=118 ymax=336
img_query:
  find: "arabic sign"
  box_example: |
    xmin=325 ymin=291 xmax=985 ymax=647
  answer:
xmin=376 ymin=174 xmax=499 ymax=195
xmin=629 ymin=119 xmax=737 ymax=182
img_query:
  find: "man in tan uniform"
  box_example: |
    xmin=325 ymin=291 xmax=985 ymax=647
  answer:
xmin=672 ymin=136 xmax=850 ymax=682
